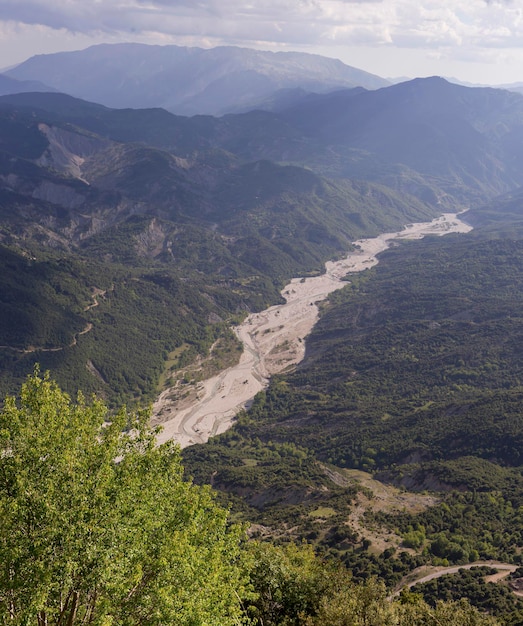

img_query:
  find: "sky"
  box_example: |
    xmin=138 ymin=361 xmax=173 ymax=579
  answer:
xmin=0 ymin=0 xmax=522 ymax=85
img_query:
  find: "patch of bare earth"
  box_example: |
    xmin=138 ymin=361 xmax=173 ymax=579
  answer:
xmin=485 ymin=570 xmax=513 ymax=584
xmin=326 ymin=467 xmax=439 ymax=554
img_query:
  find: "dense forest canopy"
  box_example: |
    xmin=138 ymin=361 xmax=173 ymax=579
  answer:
xmin=1 ymin=76 xmax=523 ymax=623
xmin=183 ymin=221 xmax=523 ymax=623
xmin=0 ymin=372 xmax=502 ymax=625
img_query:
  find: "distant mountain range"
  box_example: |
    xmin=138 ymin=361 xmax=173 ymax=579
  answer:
xmin=3 ymin=45 xmax=523 ymax=621
xmin=2 ymin=74 xmax=523 ymax=399
xmin=499 ymin=81 xmax=523 ymax=96
xmin=0 ymin=74 xmax=55 ymax=96
xmin=3 ymin=43 xmax=389 ymax=116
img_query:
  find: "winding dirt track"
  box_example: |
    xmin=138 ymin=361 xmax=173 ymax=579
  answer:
xmin=389 ymin=562 xmax=519 ymax=599
xmin=153 ymin=213 xmax=472 ymax=447
xmin=0 ymin=287 xmax=104 ymax=354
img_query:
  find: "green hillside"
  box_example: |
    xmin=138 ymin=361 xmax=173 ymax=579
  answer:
xmin=183 ymin=222 xmax=523 ymax=620
xmin=0 ymin=96 xmax=438 ymax=402
xmin=0 ymin=370 xmax=502 ymax=625
xmin=2 ymin=78 xmax=523 ymax=623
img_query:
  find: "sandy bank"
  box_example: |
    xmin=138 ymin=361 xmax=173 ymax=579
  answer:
xmin=153 ymin=213 xmax=472 ymax=447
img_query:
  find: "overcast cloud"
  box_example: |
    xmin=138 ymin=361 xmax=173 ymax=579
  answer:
xmin=1 ymin=0 xmax=522 ymax=84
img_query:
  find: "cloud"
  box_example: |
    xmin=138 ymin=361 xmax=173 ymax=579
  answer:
xmin=1 ymin=0 xmax=523 ymax=58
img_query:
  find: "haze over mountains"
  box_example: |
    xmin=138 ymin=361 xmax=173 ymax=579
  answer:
xmin=4 ymin=43 xmax=389 ymax=116
xmin=3 ymin=42 xmax=523 ymax=620
xmin=2 ymin=70 xmax=523 ymax=404
xmin=0 ymin=74 xmax=55 ymax=97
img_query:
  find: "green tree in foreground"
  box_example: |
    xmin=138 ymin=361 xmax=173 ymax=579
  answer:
xmin=245 ymin=542 xmax=500 ymax=626
xmin=0 ymin=370 xmax=503 ymax=626
xmin=306 ymin=583 xmax=500 ymax=626
xmin=0 ymin=370 xmax=249 ymax=626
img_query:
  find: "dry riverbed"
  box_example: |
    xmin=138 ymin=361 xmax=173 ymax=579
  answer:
xmin=152 ymin=213 xmax=472 ymax=447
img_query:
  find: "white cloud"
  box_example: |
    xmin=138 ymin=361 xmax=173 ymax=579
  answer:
xmin=1 ymin=0 xmax=522 ymax=53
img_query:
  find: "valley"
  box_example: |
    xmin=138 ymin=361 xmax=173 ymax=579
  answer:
xmin=182 ymin=204 xmax=523 ymax=623
xmin=153 ymin=213 xmax=472 ymax=447
xmin=2 ymin=59 xmax=523 ymax=622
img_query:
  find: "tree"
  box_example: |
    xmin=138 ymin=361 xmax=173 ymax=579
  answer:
xmin=306 ymin=581 xmax=501 ymax=626
xmin=0 ymin=369 xmax=249 ymax=625
xmin=245 ymin=542 xmax=333 ymax=625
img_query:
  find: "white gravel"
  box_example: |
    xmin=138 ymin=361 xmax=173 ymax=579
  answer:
xmin=153 ymin=213 xmax=472 ymax=447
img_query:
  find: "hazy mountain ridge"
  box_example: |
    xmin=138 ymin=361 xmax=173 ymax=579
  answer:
xmin=272 ymin=78 xmax=523 ymax=205
xmin=5 ymin=43 xmax=389 ymax=116
xmin=2 ymin=50 xmax=523 ymax=622
xmin=0 ymin=73 xmax=55 ymax=96
xmin=0 ymin=94 xmax=439 ymax=402
xmin=5 ymin=76 xmax=523 ymax=210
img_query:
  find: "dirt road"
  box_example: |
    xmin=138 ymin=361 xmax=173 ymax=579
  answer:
xmin=390 ymin=562 xmax=518 ymax=599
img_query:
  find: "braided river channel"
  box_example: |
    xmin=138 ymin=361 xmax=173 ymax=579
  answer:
xmin=152 ymin=213 xmax=472 ymax=447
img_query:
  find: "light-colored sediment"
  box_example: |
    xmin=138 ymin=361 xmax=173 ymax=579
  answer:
xmin=390 ymin=562 xmax=518 ymax=599
xmin=153 ymin=213 xmax=472 ymax=447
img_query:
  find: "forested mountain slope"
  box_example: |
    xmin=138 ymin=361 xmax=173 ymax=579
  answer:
xmin=183 ymin=213 xmax=523 ymax=622
xmin=0 ymin=93 xmax=435 ymax=402
xmin=3 ymin=78 xmax=523 ymax=404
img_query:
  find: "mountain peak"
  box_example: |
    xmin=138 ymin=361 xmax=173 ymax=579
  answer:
xmin=6 ymin=43 xmax=389 ymax=116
